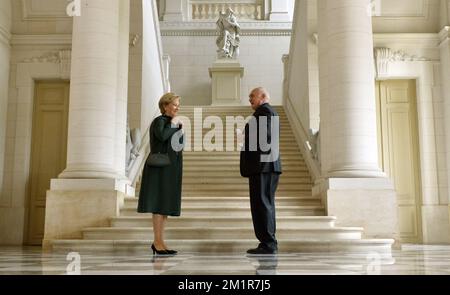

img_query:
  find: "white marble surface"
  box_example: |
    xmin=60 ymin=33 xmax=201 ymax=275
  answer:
xmin=1 ymin=245 xmax=450 ymax=275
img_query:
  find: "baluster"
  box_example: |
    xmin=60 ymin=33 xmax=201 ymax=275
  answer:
xmin=253 ymin=5 xmax=259 ymax=20
xmin=211 ymin=4 xmax=217 ymax=19
xmin=239 ymin=4 xmax=245 ymax=19
xmin=205 ymin=4 xmax=210 ymax=19
xmin=198 ymin=4 xmax=204 ymax=19
xmin=192 ymin=4 xmax=198 ymax=20
xmin=232 ymin=3 xmax=238 ymax=15
xmin=246 ymin=5 xmax=253 ymax=19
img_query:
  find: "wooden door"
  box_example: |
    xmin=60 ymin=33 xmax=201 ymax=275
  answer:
xmin=27 ymin=81 xmax=69 ymax=245
xmin=376 ymin=79 xmax=422 ymax=243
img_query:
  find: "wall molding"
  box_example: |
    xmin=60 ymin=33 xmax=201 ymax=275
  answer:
xmin=160 ymin=20 xmax=292 ymax=36
xmin=373 ymin=33 xmax=440 ymax=48
xmin=11 ymin=34 xmax=72 ymax=46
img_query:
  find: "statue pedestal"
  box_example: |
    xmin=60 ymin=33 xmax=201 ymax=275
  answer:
xmin=209 ymin=59 xmax=244 ymax=105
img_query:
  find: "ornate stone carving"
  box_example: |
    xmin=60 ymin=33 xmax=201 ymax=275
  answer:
xmin=126 ymin=120 xmax=142 ymax=174
xmin=59 ymin=50 xmax=72 ymax=79
xmin=22 ymin=52 xmax=60 ymax=63
xmin=374 ymin=47 xmax=430 ymax=78
xmin=129 ymin=34 xmax=141 ymax=47
xmin=21 ymin=49 xmax=72 ymax=79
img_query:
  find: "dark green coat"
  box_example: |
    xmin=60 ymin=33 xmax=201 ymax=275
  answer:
xmin=137 ymin=115 xmax=183 ymax=216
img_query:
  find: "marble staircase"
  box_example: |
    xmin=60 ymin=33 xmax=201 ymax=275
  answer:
xmin=51 ymin=106 xmax=394 ymax=258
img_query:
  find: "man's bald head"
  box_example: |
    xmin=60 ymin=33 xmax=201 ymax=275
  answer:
xmin=249 ymin=87 xmax=270 ymax=110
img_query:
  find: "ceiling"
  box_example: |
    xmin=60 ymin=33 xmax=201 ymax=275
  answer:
xmin=10 ymin=0 xmax=445 ymax=35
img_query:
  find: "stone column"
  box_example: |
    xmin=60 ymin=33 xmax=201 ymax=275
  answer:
xmin=59 ymin=0 xmax=121 ymax=179
xmin=439 ymin=26 xmax=450 ymax=234
xmin=321 ymin=0 xmax=383 ymax=178
xmin=163 ymin=0 xmax=184 ymax=21
xmin=0 ymin=0 xmax=11 ymax=194
xmin=44 ymin=0 xmax=129 ymax=248
xmin=316 ymin=0 xmax=398 ymax=240
xmin=269 ymin=0 xmax=290 ymax=21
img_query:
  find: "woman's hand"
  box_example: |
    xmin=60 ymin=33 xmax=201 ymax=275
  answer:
xmin=171 ymin=116 xmax=183 ymax=128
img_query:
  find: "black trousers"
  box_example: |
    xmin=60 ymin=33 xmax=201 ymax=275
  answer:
xmin=249 ymin=173 xmax=280 ymax=251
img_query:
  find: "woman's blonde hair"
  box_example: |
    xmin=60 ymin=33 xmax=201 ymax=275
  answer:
xmin=158 ymin=92 xmax=180 ymax=115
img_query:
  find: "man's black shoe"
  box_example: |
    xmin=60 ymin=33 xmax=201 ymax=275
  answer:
xmin=246 ymin=247 xmax=278 ymax=255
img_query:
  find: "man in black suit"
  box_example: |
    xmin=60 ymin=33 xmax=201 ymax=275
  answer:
xmin=240 ymin=87 xmax=282 ymax=255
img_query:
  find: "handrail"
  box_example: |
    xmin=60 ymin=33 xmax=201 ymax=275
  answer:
xmin=282 ymin=0 xmax=321 ymax=182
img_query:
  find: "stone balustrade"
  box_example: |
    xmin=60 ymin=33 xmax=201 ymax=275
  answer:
xmin=190 ymin=0 xmax=263 ymax=20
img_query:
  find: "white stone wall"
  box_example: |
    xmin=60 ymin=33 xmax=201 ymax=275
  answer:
xmin=161 ymin=34 xmax=290 ymax=106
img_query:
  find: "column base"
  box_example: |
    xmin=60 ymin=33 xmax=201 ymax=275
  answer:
xmin=58 ymin=168 xmax=123 ymax=181
xmin=43 ymin=189 xmax=126 ymax=250
xmin=43 ymin=178 xmax=133 ymax=250
xmin=421 ymin=205 xmax=450 ymax=244
xmin=314 ymin=178 xmax=400 ymax=242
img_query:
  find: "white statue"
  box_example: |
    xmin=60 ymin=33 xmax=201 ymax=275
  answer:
xmin=216 ymin=8 xmax=241 ymax=59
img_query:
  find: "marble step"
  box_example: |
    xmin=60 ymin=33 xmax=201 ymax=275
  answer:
xmin=174 ymin=191 xmax=313 ymax=197
xmin=120 ymin=205 xmax=324 ymax=217
xmin=182 ymin=166 xmax=307 ymax=172
xmin=82 ymin=226 xmax=364 ymax=240
xmin=180 ymin=171 xmax=311 ymax=178
xmin=182 ymin=177 xmax=311 ymax=185
xmin=182 ymin=151 xmax=302 ymax=155
xmin=110 ymin=215 xmax=335 ymax=228
xmin=123 ymin=196 xmax=321 ymax=207
xmin=182 ymin=155 xmax=303 ymax=161
xmin=50 ymin=239 xmax=394 ymax=259
xmin=180 ymin=183 xmax=311 ymax=192
xmin=181 ymin=162 xmax=306 ymax=168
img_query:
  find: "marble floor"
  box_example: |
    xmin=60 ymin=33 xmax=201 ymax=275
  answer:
xmin=0 ymin=245 xmax=450 ymax=275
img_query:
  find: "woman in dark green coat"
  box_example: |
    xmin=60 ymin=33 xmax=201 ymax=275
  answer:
xmin=138 ymin=93 xmax=183 ymax=255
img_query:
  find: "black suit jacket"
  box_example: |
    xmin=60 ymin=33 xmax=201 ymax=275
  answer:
xmin=240 ymin=103 xmax=282 ymax=177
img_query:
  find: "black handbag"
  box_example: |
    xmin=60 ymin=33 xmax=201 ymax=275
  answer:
xmin=146 ymin=152 xmax=170 ymax=167
xmin=146 ymin=135 xmax=171 ymax=167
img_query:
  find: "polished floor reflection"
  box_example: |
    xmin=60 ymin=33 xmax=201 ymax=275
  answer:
xmin=0 ymin=245 xmax=450 ymax=275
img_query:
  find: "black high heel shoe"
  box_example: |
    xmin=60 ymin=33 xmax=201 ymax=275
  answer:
xmin=151 ymin=244 xmax=169 ymax=255
xmin=165 ymin=249 xmax=178 ymax=255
